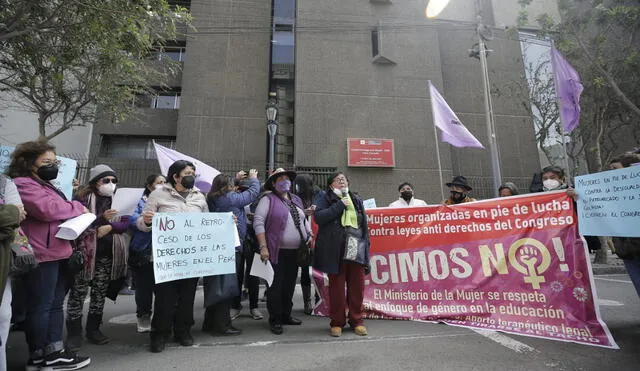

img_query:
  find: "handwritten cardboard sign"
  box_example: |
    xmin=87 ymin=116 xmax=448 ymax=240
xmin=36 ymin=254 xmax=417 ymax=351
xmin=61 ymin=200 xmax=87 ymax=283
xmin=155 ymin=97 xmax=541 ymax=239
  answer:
xmin=152 ymin=212 xmax=236 ymax=283
xmin=575 ymin=166 xmax=640 ymax=237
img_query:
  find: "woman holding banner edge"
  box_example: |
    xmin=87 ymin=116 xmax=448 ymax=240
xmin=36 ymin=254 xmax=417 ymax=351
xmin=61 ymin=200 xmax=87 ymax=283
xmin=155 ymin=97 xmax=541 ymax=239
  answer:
xmin=137 ymin=160 xmax=207 ymax=353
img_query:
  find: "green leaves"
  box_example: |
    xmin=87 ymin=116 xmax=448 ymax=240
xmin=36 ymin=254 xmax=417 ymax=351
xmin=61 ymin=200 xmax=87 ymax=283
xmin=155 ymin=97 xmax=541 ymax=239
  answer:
xmin=0 ymin=0 xmax=192 ymax=139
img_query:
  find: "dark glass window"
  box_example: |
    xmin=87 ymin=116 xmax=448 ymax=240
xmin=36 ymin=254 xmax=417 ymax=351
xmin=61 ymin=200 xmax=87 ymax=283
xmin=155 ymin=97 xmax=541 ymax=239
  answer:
xmin=99 ymin=136 xmax=176 ymax=159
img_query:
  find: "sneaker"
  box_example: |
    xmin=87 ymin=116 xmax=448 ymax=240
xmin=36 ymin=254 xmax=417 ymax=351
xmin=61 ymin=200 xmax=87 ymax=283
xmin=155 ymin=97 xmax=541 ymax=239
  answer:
xmin=230 ymin=308 xmax=241 ymax=320
xmin=249 ymin=308 xmax=264 ymax=320
xmin=119 ymin=287 xmax=135 ymax=295
xmin=25 ymin=358 xmax=44 ymax=371
xmin=354 ymin=325 xmax=368 ymax=336
xmin=44 ymin=349 xmax=90 ymax=370
xmin=137 ymin=315 xmax=151 ymax=333
xmin=330 ymin=327 xmax=342 ymax=337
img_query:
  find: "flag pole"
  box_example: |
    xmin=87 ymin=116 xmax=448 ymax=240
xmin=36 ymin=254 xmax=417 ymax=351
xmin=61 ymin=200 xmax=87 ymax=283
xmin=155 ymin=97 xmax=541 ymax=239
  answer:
xmin=433 ymin=123 xmax=446 ymax=202
xmin=428 ymin=81 xmax=446 ymax=202
xmin=550 ymin=40 xmax=572 ymax=183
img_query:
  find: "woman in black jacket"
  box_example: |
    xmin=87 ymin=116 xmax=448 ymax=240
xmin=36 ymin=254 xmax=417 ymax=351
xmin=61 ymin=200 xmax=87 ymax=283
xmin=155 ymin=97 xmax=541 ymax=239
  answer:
xmin=313 ymin=172 xmax=370 ymax=338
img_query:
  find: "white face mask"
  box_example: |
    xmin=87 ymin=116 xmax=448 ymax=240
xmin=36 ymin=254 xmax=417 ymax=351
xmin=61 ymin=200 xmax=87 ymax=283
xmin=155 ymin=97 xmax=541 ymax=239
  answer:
xmin=332 ymin=187 xmax=349 ymax=197
xmin=543 ymin=179 xmax=561 ymax=190
xmin=154 ymin=184 xmax=164 ymax=191
xmin=98 ymin=183 xmax=116 ymax=197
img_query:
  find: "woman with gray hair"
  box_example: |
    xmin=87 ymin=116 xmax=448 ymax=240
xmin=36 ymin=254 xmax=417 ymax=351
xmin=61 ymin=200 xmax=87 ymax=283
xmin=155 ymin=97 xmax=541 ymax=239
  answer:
xmin=498 ymin=182 xmax=519 ymax=197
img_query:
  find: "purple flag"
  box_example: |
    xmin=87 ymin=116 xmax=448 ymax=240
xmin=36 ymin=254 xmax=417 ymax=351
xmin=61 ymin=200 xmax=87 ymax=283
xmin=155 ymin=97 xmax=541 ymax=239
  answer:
xmin=428 ymin=81 xmax=484 ymax=148
xmin=153 ymin=142 xmax=220 ymax=193
xmin=550 ymin=46 xmax=583 ymax=133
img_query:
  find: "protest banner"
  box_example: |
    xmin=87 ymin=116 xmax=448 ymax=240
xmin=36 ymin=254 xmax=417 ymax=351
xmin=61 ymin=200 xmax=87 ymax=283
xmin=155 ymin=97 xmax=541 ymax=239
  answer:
xmin=312 ymin=191 xmax=617 ymax=349
xmin=0 ymin=146 xmax=12 ymax=173
xmin=152 ymin=212 xmax=236 ymax=283
xmin=0 ymin=146 xmax=76 ymax=199
xmin=575 ymin=166 xmax=640 ymax=237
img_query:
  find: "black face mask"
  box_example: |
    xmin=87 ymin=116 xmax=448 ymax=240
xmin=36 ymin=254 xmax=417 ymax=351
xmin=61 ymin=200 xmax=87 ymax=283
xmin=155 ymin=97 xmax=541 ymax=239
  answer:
xmin=180 ymin=175 xmax=195 ymax=189
xmin=450 ymin=191 xmax=465 ymax=203
xmin=36 ymin=165 xmax=59 ymax=181
xmin=400 ymin=191 xmax=413 ymax=201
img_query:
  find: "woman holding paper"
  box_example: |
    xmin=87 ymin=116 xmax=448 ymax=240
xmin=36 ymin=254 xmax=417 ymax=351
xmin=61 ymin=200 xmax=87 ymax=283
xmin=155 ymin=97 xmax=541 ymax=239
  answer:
xmin=65 ymin=165 xmax=130 ymax=350
xmin=203 ymin=169 xmax=259 ymax=334
xmin=314 ymin=172 xmax=370 ymax=338
xmin=136 ymin=160 xmax=208 ymax=353
xmin=129 ymin=174 xmax=166 ymax=333
xmin=253 ymin=168 xmax=312 ymax=335
xmin=8 ymin=139 xmax=91 ymax=370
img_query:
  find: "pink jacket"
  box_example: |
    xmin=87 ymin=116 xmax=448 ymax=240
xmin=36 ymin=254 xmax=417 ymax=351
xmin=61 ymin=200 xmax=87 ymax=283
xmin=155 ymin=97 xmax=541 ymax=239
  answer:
xmin=14 ymin=177 xmax=86 ymax=263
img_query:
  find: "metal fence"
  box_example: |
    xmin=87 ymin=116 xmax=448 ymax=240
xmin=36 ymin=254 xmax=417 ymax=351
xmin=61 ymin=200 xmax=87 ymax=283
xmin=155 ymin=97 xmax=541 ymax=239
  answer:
xmin=464 ymin=176 xmax=535 ymax=200
xmin=62 ymin=154 xmax=338 ymax=189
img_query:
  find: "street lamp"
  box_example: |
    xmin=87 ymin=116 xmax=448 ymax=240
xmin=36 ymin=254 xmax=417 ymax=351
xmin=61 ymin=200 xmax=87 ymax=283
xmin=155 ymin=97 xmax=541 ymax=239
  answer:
xmin=266 ymin=92 xmax=279 ymax=174
xmin=426 ymin=0 xmax=503 ymax=197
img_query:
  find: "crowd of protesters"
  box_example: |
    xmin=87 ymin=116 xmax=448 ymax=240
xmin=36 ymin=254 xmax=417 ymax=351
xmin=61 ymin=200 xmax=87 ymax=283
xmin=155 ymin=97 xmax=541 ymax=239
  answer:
xmin=0 ymin=138 xmax=637 ymax=370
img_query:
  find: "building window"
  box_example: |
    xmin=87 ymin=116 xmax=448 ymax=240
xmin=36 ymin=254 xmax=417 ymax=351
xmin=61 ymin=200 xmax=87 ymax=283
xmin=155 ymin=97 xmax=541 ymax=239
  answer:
xmin=167 ymin=0 xmax=191 ymax=9
xmin=152 ymin=93 xmax=181 ymax=109
xmin=151 ymin=44 xmax=186 ymax=62
xmin=272 ymin=31 xmax=295 ymax=64
xmin=134 ymin=89 xmax=181 ymax=110
xmin=99 ymin=136 xmax=176 ymax=159
xmin=371 ymin=28 xmax=380 ymax=57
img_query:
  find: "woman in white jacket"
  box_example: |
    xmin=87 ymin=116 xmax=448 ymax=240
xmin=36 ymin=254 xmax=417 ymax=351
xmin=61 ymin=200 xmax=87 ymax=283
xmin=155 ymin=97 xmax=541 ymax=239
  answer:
xmin=136 ymin=160 xmax=207 ymax=353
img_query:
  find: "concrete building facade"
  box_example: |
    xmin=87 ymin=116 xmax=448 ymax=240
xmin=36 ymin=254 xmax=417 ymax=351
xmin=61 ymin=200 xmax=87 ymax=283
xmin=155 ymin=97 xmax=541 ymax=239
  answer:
xmin=89 ymin=0 xmax=548 ymax=204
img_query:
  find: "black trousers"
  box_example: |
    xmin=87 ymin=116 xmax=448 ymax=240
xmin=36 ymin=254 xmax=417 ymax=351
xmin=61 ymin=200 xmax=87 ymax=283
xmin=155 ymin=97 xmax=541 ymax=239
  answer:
xmin=203 ymin=299 xmax=232 ymax=332
xmin=150 ymin=277 xmax=198 ymax=336
xmin=267 ymin=249 xmax=298 ymax=325
xmin=132 ymin=263 xmax=155 ymax=317
xmin=233 ymin=251 xmax=260 ymax=310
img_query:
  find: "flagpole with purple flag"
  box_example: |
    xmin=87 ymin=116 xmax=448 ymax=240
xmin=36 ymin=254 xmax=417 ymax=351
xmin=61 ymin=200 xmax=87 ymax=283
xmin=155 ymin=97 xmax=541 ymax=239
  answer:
xmin=428 ymin=81 xmax=485 ymax=200
xmin=550 ymin=43 xmax=583 ymax=180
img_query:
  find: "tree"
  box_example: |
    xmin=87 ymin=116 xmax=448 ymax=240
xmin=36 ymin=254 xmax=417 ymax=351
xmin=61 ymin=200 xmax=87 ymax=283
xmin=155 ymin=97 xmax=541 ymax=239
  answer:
xmin=519 ymin=0 xmax=640 ymax=264
xmin=0 ymin=0 xmax=191 ymax=139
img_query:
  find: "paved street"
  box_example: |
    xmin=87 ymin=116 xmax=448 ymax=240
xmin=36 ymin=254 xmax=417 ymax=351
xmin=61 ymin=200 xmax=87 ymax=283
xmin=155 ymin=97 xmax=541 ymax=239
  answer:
xmin=7 ymin=274 xmax=639 ymax=371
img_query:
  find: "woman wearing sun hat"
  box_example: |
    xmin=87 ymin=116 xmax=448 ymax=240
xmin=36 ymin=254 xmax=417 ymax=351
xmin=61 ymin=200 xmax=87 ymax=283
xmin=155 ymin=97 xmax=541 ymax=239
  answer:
xmin=253 ymin=169 xmax=312 ymax=335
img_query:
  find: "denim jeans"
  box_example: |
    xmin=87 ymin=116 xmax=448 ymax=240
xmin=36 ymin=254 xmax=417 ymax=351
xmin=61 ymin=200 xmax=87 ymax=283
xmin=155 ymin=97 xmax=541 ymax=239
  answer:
xmin=24 ymin=260 xmax=68 ymax=357
xmin=623 ymin=259 xmax=640 ymax=298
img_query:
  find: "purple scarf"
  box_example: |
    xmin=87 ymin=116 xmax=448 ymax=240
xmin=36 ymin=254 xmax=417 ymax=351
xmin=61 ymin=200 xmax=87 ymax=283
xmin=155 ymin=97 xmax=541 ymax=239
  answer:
xmin=264 ymin=192 xmax=303 ymax=265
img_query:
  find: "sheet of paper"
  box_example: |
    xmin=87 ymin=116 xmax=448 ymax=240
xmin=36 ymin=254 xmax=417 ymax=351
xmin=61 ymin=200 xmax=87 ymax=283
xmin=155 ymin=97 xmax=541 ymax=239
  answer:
xmin=363 ymin=198 xmax=377 ymax=209
xmin=112 ymin=188 xmax=144 ymax=217
xmin=56 ymin=213 xmax=97 ymax=240
xmin=249 ymin=253 xmax=274 ymax=287
xmin=233 ymin=226 xmax=241 ymax=247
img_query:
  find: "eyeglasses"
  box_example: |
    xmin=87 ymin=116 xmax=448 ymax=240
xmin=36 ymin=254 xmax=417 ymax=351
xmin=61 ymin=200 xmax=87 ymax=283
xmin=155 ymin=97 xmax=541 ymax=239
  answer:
xmin=101 ymin=178 xmax=118 ymax=184
xmin=332 ymin=177 xmax=347 ymax=184
xmin=40 ymin=160 xmax=61 ymax=167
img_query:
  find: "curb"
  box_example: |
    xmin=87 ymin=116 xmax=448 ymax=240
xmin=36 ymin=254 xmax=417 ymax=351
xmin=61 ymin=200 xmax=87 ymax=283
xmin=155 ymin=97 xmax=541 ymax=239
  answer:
xmin=592 ymin=266 xmax=627 ymax=275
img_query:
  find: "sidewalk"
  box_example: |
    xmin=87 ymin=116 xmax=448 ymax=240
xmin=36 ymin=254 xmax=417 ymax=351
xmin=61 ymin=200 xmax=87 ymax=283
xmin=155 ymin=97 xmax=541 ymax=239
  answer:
xmin=591 ymin=249 xmax=627 ymax=275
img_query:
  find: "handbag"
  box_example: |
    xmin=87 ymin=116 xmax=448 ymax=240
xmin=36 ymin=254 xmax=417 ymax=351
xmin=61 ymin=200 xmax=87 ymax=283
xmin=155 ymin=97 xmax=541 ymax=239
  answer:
xmin=283 ymin=198 xmax=312 ymax=266
xmin=10 ymin=228 xmax=37 ymax=276
xmin=343 ymin=226 xmax=367 ymax=265
xmin=203 ymin=273 xmax=240 ymax=307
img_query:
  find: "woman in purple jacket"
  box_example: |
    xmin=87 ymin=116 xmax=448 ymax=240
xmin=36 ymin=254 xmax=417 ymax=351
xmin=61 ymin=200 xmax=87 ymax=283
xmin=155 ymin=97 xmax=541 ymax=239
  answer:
xmin=8 ymin=140 xmax=91 ymax=371
xmin=66 ymin=164 xmax=130 ymax=350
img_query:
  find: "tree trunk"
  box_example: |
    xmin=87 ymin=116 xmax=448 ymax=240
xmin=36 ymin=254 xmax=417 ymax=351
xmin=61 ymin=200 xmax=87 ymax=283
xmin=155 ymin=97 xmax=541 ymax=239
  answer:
xmin=38 ymin=111 xmax=47 ymax=138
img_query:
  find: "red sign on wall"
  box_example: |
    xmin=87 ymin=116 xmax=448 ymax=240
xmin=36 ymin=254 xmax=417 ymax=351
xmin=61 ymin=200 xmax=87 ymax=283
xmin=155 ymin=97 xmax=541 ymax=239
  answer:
xmin=347 ymin=138 xmax=395 ymax=167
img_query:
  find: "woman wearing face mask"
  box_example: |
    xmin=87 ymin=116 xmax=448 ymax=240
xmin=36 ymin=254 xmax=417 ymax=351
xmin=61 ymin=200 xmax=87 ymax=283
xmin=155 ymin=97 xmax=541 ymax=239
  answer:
xmin=442 ymin=176 xmax=477 ymax=205
xmin=539 ymin=166 xmax=602 ymax=253
xmin=129 ymin=174 xmax=166 ymax=333
xmin=66 ymin=164 xmax=130 ymax=350
xmin=314 ymin=172 xmax=370 ymax=338
xmin=9 ymin=140 xmax=91 ymax=370
xmin=136 ymin=160 xmax=208 ymax=353
xmin=253 ymin=168 xmax=312 ymax=335
xmin=203 ymin=169 xmax=259 ymax=334
xmin=389 ymin=182 xmax=428 ymax=207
